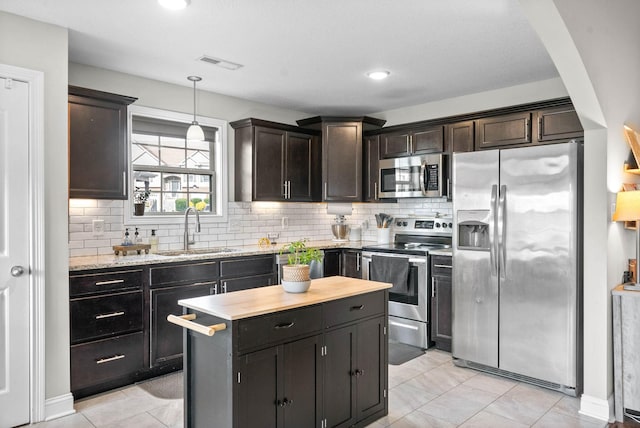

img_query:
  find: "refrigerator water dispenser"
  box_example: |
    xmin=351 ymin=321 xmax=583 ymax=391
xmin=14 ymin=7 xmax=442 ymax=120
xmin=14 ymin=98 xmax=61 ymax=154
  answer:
xmin=457 ymin=210 xmax=490 ymax=250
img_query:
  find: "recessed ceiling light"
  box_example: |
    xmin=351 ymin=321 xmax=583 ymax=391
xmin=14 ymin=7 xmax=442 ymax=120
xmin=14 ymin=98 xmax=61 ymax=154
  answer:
xmin=158 ymin=0 xmax=190 ymax=10
xmin=367 ymin=70 xmax=390 ymax=80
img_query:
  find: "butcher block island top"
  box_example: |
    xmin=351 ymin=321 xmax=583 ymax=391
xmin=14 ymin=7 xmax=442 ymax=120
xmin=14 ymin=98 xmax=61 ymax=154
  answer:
xmin=178 ymin=276 xmax=392 ymax=320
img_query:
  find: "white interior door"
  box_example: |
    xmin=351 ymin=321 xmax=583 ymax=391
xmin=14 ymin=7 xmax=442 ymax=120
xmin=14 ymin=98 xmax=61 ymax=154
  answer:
xmin=0 ymin=77 xmax=31 ymax=427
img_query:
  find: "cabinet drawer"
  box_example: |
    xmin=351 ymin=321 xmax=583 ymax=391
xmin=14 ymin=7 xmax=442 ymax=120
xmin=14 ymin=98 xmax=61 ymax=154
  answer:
xmin=324 ymin=291 xmax=385 ymax=328
xmin=70 ymin=269 xmax=142 ymax=297
xmin=150 ymin=261 xmax=219 ymax=288
xmin=70 ymin=291 xmax=143 ymax=344
xmin=431 ymin=256 xmax=452 ymax=276
xmin=219 ymin=255 xmax=274 ymax=278
xmin=71 ymin=332 xmax=144 ymax=392
xmin=237 ymin=305 xmax=322 ymax=353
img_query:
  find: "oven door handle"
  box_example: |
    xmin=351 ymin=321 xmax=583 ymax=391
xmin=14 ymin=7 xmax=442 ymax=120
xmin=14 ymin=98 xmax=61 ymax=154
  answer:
xmin=361 ymin=255 xmax=426 ymax=265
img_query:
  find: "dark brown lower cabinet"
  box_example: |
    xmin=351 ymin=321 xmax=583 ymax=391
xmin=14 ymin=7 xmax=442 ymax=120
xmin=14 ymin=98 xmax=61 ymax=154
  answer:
xmin=430 ymin=255 xmax=452 ymax=351
xmin=150 ymin=283 xmax=216 ymax=367
xmin=236 ymin=335 xmax=323 ymax=428
xmin=183 ymin=290 xmax=388 ymax=428
xmin=324 ymin=316 xmax=386 ymax=428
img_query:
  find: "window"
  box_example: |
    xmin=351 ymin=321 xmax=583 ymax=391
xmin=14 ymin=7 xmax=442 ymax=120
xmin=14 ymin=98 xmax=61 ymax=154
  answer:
xmin=126 ymin=106 xmax=227 ymax=223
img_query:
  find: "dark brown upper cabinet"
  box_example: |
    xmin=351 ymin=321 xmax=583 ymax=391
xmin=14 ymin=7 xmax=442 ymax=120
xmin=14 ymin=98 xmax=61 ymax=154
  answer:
xmin=475 ymin=112 xmax=532 ymax=150
xmin=297 ymin=116 xmax=385 ymax=202
xmin=68 ymin=86 xmax=137 ymax=199
xmin=534 ymin=106 xmax=583 ymax=142
xmin=445 ymin=120 xmax=475 ymax=153
xmin=231 ymin=118 xmax=321 ymax=202
xmin=380 ymin=125 xmax=444 ymax=158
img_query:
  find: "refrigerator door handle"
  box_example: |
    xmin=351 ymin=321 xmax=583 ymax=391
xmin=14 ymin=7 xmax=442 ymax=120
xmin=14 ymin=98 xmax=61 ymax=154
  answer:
xmin=498 ymin=184 xmax=507 ymax=279
xmin=490 ymin=184 xmax=498 ymax=276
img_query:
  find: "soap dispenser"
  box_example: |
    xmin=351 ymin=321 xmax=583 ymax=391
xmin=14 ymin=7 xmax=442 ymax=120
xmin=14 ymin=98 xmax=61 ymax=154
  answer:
xmin=123 ymin=228 xmax=132 ymax=246
xmin=149 ymin=229 xmax=159 ymax=253
xmin=134 ymin=227 xmax=142 ymax=244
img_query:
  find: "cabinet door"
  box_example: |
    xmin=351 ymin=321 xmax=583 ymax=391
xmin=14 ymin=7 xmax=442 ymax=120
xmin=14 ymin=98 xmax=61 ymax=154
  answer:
xmin=475 ymin=112 xmax=532 ymax=150
xmin=323 ymin=122 xmax=362 ymax=201
xmin=342 ymin=250 xmax=361 ymax=279
xmin=380 ymin=131 xmax=411 ymax=158
xmin=286 ymin=132 xmax=316 ymax=201
xmin=236 ymin=346 xmax=280 ymax=428
xmin=445 ymin=120 xmax=475 ymax=153
xmin=150 ymin=283 xmax=216 ymax=366
xmin=534 ymin=106 xmax=583 ymax=142
xmin=69 ymin=94 xmax=129 ymax=199
xmin=282 ymin=336 xmax=323 ymax=428
xmin=324 ymin=326 xmax=356 ymax=428
xmin=323 ymin=249 xmax=342 ymax=277
xmin=412 ymin=126 xmax=444 ymax=154
xmin=431 ymin=274 xmax=452 ymax=351
xmin=363 ymin=135 xmax=380 ymax=202
xmin=355 ymin=316 xmax=386 ymax=420
xmin=254 ymin=127 xmax=286 ymax=201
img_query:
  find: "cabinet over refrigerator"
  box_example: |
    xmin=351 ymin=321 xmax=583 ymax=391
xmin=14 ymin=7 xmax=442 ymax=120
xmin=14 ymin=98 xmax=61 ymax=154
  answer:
xmin=452 ymin=141 xmax=582 ymax=396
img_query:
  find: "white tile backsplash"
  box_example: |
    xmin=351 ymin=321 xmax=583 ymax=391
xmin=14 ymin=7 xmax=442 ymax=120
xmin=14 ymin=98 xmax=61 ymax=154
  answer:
xmin=68 ymin=199 xmax=452 ymax=257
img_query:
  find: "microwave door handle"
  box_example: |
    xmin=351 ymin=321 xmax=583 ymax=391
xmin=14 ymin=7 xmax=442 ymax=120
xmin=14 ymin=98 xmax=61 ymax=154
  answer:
xmin=489 ymin=184 xmax=498 ymax=276
xmin=420 ymin=162 xmax=427 ymax=195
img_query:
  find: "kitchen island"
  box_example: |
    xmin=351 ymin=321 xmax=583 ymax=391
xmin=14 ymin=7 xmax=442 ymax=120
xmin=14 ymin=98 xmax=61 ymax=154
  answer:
xmin=174 ymin=276 xmax=391 ymax=428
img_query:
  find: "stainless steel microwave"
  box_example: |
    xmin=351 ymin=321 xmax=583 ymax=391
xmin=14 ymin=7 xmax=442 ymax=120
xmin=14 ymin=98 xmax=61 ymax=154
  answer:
xmin=378 ymin=154 xmax=449 ymax=198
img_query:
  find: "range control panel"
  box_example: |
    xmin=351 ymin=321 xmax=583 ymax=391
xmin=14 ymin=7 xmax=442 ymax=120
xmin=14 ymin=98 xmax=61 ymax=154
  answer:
xmin=393 ymin=217 xmax=453 ymax=236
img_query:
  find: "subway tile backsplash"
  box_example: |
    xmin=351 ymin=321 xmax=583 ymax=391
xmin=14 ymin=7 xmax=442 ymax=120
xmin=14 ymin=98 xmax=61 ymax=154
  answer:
xmin=68 ymin=199 xmax=452 ymax=257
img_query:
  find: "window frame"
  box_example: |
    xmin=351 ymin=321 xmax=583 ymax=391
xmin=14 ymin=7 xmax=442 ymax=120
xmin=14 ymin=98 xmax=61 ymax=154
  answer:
xmin=124 ymin=105 xmax=228 ymax=225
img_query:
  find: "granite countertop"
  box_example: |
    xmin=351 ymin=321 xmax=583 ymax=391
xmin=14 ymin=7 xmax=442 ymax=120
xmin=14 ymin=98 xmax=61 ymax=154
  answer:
xmin=177 ymin=276 xmax=391 ymax=320
xmin=69 ymin=239 xmax=377 ymax=271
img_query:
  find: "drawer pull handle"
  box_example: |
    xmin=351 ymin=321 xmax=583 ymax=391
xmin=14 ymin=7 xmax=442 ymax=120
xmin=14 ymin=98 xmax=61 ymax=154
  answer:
xmin=95 ymin=311 xmax=125 ymax=320
xmin=274 ymin=322 xmax=295 ymax=329
xmin=96 ymin=354 xmax=125 ymax=364
xmin=433 ymin=264 xmax=452 ymax=269
xmin=350 ymin=305 xmax=364 ymax=311
xmin=95 ymin=279 xmax=125 ymax=286
xmin=167 ymin=314 xmax=227 ymax=337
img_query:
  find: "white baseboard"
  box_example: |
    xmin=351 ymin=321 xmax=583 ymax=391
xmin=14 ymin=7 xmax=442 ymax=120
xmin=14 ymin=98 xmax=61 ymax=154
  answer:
xmin=580 ymin=393 xmax=613 ymax=422
xmin=44 ymin=393 xmax=75 ymax=421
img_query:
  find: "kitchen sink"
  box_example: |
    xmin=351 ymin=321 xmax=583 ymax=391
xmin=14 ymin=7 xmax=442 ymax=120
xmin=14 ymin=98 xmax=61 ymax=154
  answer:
xmin=156 ymin=247 xmax=241 ymax=257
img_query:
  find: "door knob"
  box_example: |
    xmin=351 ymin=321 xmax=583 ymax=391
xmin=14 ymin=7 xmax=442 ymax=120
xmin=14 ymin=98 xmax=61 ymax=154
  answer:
xmin=10 ymin=266 xmax=25 ymax=277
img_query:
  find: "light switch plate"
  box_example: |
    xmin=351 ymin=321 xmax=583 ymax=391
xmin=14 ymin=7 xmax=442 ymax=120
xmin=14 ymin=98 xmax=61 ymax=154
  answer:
xmin=92 ymin=219 xmax=105 ymax=236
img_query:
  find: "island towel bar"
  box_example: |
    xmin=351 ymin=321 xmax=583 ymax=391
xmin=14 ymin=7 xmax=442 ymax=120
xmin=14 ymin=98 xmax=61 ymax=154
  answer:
xmin=167 ymin=314 xmax=226 ymax=337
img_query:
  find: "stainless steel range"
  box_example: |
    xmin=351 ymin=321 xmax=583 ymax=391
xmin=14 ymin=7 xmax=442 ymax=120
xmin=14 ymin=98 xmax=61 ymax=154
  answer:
xmin=362 ymin=217 xmax=452 ymax=349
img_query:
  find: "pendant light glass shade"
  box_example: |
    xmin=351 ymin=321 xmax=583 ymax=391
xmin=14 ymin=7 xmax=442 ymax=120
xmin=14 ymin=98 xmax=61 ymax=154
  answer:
xmin=187 ymin=122 xmax=205 ymax=141
xmin=187 ymin=75 xmax=204 ymax=142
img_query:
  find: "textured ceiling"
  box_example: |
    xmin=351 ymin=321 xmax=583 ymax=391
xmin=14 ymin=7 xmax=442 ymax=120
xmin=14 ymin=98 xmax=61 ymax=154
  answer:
xmin=0 ymin=0 xmax=559 ymax=115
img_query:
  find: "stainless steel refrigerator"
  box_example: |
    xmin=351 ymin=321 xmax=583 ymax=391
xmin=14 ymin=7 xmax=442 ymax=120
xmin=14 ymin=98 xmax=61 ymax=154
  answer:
xmin=452 ymin=141 xmax=582 ymax=396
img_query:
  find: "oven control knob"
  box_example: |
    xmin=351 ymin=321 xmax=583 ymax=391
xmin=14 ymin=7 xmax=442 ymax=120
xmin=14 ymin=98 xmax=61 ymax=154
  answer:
xmin=449 ymin=222 xmax=453 ymax=228
xmin=435 ymin=223 xmax=441 ymax=228
xmin=402 ymin=221 xmax=408 ymax=227
xmin=442 ymin=223 xmax=447 ymax=228
xmin=396 ymin=221 xmax=401 ymax=227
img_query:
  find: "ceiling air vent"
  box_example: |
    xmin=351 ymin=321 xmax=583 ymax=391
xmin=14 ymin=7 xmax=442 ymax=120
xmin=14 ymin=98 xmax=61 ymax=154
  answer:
xmin=198 ymin=55 xmax=243 ymax=71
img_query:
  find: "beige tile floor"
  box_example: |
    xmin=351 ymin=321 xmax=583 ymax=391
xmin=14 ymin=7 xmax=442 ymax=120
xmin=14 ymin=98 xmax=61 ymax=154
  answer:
xmin=32 ymin=349 xmax=607 ymax=428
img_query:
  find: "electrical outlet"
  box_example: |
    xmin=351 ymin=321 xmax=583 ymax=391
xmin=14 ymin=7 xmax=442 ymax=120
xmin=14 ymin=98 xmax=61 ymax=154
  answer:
xmin=228 ymin=221 xmax=242 ymax=233
xmin=281 ymin=216 xmax=289 ymax=229
xmin=92 ymin=219 xmax=105 ymax=236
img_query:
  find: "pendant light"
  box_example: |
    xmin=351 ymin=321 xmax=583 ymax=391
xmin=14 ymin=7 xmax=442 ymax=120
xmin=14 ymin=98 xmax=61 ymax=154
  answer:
xmin=186 ymin=76 xmax=205 ymax=142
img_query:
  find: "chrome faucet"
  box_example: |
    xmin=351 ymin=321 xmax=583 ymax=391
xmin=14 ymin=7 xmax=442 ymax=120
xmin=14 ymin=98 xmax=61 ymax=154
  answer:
xmin=184 ymin=207 xmax=201 ymax=250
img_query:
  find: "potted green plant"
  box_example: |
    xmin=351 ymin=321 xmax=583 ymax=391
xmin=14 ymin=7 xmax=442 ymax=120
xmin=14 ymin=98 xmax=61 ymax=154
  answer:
xmin=280 ymin=239 xmax=323 ymax=293
xmin=133 ymin=187 xmax=151 ymax=216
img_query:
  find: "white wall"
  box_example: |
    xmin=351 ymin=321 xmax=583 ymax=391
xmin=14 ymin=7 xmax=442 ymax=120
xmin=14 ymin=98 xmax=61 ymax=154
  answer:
xmin=522 ymin=0 xmax=640 ymax=420
xmin=0 ymin=11 xmax=69 ymax=400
